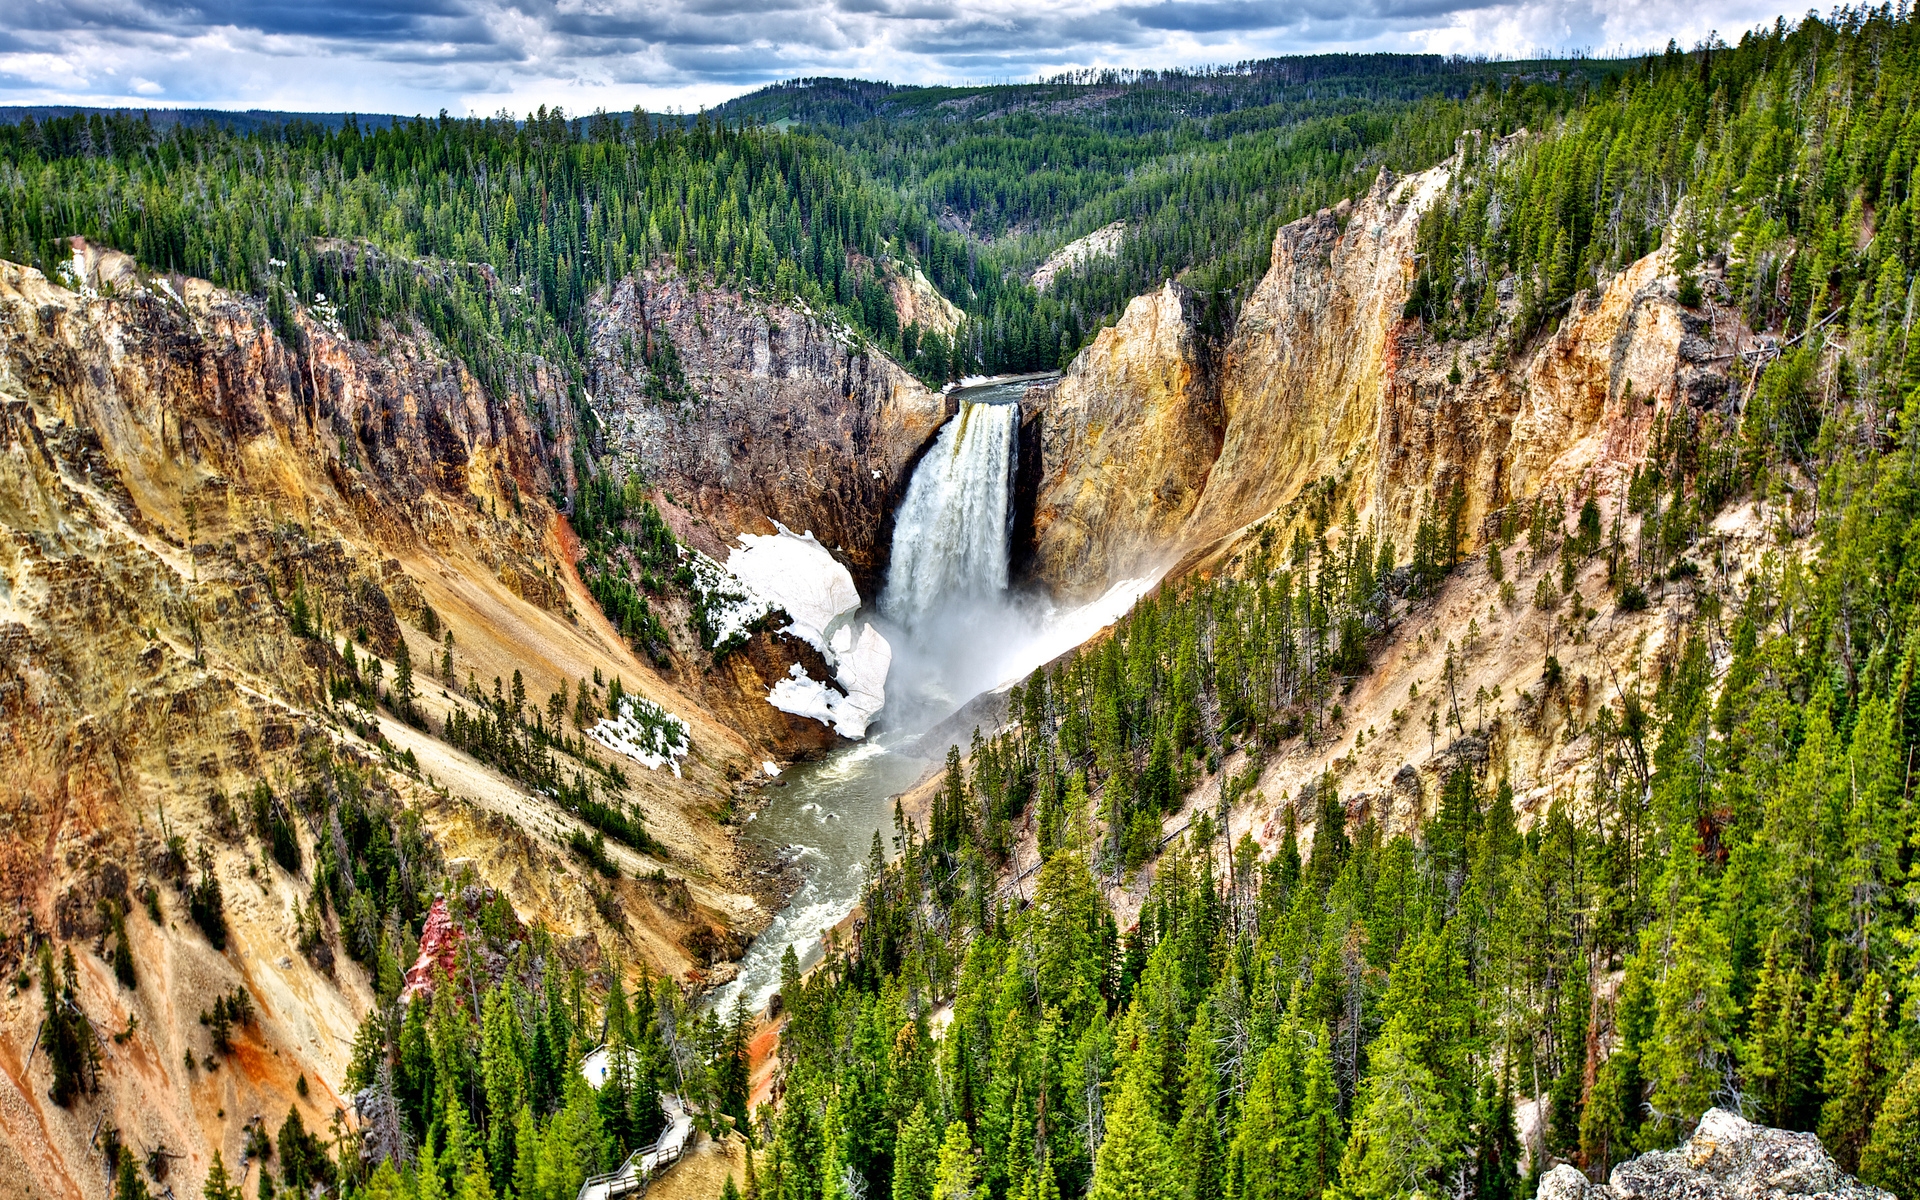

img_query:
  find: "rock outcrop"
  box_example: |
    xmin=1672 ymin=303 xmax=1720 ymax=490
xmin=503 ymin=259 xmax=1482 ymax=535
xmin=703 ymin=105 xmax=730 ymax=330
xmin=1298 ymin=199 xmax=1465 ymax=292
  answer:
xmin=1538 ymin=1109 xmax=1892 ymax=1200
xmin=1032 ymin=221 xmax=1127 ymax=293
xmin=582 ymin=268 xmax=953 ymax=752
xmin=1024 ymin=280 xmax=1221 ymax=598
xmin=887 ymin=262 xmax=965 ymax=338
xmin=1026 ymin=152 xmax=1735 ymax=601
xmin=400 ymin=896 xmax=464 ymax=1000
xmin=588 ymin=268 xmax=949 ymax=601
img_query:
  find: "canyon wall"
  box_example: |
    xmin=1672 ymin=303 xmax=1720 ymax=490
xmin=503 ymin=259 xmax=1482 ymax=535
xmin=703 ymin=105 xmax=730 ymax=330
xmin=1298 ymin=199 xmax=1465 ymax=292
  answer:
xmin=1000 ymin=144 xmax=1768 ymax=900
xmin=1028 ymin=156 xmax=1730 ymax=602
xmin=0 ymin=244 xmax=771 ymax=1199
xmin=1024 ymin=281 xmax=1222 ymax=597
xmin=587 ymin=269 xmax=950 ymax=600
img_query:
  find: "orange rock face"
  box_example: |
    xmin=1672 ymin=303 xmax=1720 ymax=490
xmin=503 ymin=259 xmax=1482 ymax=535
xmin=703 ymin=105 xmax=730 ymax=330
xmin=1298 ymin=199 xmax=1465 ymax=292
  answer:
xmin=1026 ymin=153 xmax=1738 ymax=601
xmin=400 ymin=897 xmax=463 ymax=1001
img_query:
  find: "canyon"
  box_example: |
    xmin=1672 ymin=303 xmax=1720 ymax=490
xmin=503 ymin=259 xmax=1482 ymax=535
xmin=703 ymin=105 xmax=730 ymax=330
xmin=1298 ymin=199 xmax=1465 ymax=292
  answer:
xmin=0 ymin=138 xmax=1768 ymax=1197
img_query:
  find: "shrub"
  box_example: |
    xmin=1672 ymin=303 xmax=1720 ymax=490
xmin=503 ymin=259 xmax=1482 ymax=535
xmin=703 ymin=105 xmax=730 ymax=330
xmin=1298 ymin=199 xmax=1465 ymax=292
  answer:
xmin=569 ymin=830 xmax=621 ymax=878
xmin=187 ymin=846 xmax=227 ymax=950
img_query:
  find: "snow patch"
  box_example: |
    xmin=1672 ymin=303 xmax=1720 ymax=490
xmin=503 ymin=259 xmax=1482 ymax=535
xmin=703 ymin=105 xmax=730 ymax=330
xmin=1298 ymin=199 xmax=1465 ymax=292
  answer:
xmin=589 ymin=695 xmax=691 ymax=777
xmin=56 ymin=247 xmax=99 ymax=300
xmin=768 ymin=663 xmax=840 ymax=726
xmin=685 ymin=548 xmax=773 ymax=655
xmin=726 ymin=525 xmax=860 ymax=653
xmin=683 ymin=524 xmax=892 ymax=738
xmin=766 ymin=621 xmax=893 ymax=738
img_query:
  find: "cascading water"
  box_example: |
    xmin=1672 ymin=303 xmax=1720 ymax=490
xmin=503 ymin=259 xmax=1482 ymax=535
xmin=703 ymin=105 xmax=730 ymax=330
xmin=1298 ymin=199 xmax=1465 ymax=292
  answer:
xmin=874 ymin=392 xmax=1035 ymax=718
xmin=712 ymin=376 xmax=1160 ymax=1017
xmin=705 ymin=386 xmax=1030 ymax=1018
xmin=879 ymin=398 xmax=1019 ymax=634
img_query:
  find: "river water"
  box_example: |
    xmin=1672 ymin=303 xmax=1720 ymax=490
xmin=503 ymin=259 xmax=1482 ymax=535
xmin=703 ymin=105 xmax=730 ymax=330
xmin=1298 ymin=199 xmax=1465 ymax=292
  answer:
xmin=703 ymin=736 xmax=932 ymax=1016
xmin=704 ymin=375 xmax=1073 ymax=1017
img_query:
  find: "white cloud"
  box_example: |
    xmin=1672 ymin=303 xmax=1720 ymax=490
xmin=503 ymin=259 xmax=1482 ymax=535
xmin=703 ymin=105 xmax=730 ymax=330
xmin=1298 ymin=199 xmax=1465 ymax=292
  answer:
xmin=1408 ymin=0 xmax=1790 ymax=57
xmin=0 ymin=0 xmax=1809 ymax=113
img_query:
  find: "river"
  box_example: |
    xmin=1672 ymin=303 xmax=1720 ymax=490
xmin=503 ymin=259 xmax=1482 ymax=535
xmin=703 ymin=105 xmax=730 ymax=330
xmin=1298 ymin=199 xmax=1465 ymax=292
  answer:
xmin=703 ymin=735 xmax=932 ymax=1016
xmin=704 ymin=373 xmax=1126 ymax=1018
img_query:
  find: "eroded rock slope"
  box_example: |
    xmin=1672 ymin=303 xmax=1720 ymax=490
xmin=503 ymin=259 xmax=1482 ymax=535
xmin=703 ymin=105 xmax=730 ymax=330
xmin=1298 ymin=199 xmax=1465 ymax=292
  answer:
xmin=0 ymin=243 xmax=773 ymax=1198
xmin=588 ymin=268 xmax=949 ymax=598
xmin=1029 ymin=155 xmax=1735 ymax=603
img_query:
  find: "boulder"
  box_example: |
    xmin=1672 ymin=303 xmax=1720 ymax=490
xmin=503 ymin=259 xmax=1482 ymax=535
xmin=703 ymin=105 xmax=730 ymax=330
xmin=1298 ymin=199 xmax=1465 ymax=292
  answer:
xmin=1537 ymin=1109 xmax=1892 ymax=1200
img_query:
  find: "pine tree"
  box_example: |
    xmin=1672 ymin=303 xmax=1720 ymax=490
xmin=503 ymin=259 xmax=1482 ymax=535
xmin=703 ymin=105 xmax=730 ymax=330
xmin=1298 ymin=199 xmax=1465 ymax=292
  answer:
xmin=512 ymin=1106 xmax=541 ymax=1200
xmin=458 ymin=1156 xmax=498 ymax=1200
xmin=1032 ymin=851 xmax=1103 ymax=1025
xmin=394 ymin=637 xmax=415 ymax=712
xmin=1090 ymin=1069 xmax=1179 ymax=1200
xmin=1860 ymin=1059 xmax=1920 ymax=1197
xmin=108 ymin=902 xmax=136 ymax=989
xmin=1580 ymin=952 xmax=1650 ymax=1175
xmin=1800 ymin=949 xmax=1848 ymax=1131
xmin=481 ymin=982 xmax=528 ymax=1184
xmin=1335 ymin=1015 xmax=1460 ymax=1200
xmin=1172 ymin=1005 xmax=1222 ymax=1200
xmin=417 ymin=1132 xmax=448 ymax=1200
xmin=1227 ymin=1028 xmax=1300 ymax=1200
xmin=1547 ymin=958 xmax=1591 ymax=1158
xmin=1818 ymin=974 xmax=1892 ymax=1173
xmin=1472 ymin=1070 xmax=1520 ymax=1200
xmin=362 ymin=1161 xmax=405 ymax=1200
xmin=1644 ymin=909 xmax=1734 ymax=1144
xmin=893 ymin=1104 xmax=939 ymax=1200
xmin=202 ymin=1151 xmax=241 ymax=1200
xmin=1298 ymin=1023 xmax=1344 ymax=1200
xmin=114 ymin=1149 xmax=150 ymax=1200
xmin=188 ymin=845 xmax=227 ymax=949
xmin=442 ymin=1088 xmax=479 ymax=1185
xmin=1739 ymin=933 xmax=1807 ymax=1128
xmin=935 ymin=1122 xmax=983 ymax=1200
xmin=39 ymin=943 xmax=96 ymax=1106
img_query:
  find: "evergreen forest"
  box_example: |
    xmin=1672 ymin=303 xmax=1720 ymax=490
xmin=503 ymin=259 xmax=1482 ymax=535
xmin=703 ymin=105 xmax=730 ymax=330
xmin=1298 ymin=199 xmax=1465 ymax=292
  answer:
xmin=25 ymin=9 xmax=1920 ymax=1200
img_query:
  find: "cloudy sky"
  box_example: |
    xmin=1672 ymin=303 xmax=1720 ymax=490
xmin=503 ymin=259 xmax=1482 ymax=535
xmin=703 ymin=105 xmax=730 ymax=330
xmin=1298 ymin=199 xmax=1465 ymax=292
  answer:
xmin=2 ymin=0 xmax=1803 ymax=116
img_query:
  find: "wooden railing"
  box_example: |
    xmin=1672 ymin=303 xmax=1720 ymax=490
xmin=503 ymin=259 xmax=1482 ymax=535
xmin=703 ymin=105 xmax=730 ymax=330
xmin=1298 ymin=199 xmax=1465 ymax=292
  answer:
xmin=575 ymin=1097 xmax=692 ymax=1200
xmin=576 ymin=1148 xmax=645 ymax=1200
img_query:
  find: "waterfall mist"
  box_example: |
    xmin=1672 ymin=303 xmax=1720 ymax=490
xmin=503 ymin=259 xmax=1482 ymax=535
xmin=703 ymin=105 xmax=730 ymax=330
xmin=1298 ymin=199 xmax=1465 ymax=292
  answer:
xmin=877 ymin=388 xmax=1157 ymax=730
xmin=875 ymin=397 xmax=1023 ymax=722
xmin=707 ymin=379 xmax=1159 ymax=1016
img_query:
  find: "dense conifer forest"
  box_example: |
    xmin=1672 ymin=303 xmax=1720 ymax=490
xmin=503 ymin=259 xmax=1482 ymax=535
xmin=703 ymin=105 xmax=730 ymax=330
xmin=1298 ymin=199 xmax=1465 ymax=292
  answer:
xmin=717 ymin=56 xmax=1623 ymax=359
xmin=23 ymin=9 xmax=1920 ymax=1200
xmin=0 ymin=52 xmax=1606 ymax=390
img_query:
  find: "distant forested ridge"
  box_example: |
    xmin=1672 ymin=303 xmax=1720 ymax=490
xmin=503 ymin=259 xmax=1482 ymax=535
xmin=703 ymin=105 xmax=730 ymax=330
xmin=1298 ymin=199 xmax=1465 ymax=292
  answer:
xmin=717 ymin=54 xmax=1631 ymax=370
xmin=0 ymin=51 xmax=1616 ymax=396
xmin=23 ymin=15 xmax=1920 ymax=1200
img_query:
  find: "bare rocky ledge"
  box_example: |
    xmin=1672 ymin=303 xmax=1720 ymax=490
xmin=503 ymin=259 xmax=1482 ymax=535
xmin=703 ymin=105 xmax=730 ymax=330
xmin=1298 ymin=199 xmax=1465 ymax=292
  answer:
xmin=1539 ymin=1110 xmax=1893 ymax=1200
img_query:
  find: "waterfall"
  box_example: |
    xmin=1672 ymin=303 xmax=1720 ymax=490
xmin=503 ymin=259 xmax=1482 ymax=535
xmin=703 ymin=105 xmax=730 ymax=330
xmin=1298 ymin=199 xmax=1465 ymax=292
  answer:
xmin=880 ymin=399 xmax=1018 ymax=634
